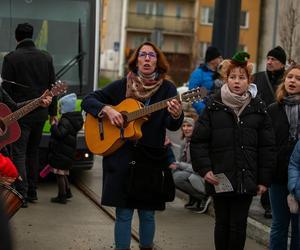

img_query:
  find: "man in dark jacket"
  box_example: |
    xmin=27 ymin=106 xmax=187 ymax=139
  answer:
xmin=1 ymin=23 xmax=57 ymax=207
xmin=253 ymin=46 xmax=286 ymax=218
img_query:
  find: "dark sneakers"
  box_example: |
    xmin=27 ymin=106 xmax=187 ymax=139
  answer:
xmin=21 ymin=200 xmax=28 ymax=208
xmin=27 ymin=190 xmax=38 ymax=203
xmin=66 ymin=189 xmax=73 ymax=199
xmin=51 ymin=195 xmax=67 ymax=204
xmin=184 ymin=199 xmax=196 ymax=209
xmin=191 ymin=196 xmax=212 ymax=214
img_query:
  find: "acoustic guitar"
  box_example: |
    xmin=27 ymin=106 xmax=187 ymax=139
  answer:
xmin=0 ymin=81 xmax=67 ymax=149
xmin=84 ymin=87 xmax=207 ymax=156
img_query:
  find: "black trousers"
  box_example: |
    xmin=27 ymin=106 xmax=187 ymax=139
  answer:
xmin=213 ymin=195 xmax=253 ymax=250
xmin=13 ymin=120 xmax=45 ymax=198
xmin=260 ymin=191 xmax=271 ymax=210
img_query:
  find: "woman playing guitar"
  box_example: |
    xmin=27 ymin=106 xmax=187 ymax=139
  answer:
xmin=82 ymin=41 xmax=183 ymax=250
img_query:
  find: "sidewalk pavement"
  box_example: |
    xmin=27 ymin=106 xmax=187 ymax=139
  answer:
xmin=177 ymin=189 xmax=271 ymax=248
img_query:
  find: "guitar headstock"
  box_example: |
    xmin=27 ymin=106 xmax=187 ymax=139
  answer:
xmin=50 ymin=80 xmax=68 ymax=97
xmin=181 ymin=87 xmax=208 ymax=103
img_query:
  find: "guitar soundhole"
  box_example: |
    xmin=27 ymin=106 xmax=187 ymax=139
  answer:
xmin=0 ymin=119 xmax=7 ymax=136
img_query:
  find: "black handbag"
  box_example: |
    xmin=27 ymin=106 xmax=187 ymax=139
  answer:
xmin=127 ymin=144 xmax=175 ymax=202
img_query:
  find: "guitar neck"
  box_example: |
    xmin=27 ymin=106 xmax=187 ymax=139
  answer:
xmin=127 ymin=95 xmax=180 ymax=122
xmin=3 ymin=97 xmax=42 ymax=125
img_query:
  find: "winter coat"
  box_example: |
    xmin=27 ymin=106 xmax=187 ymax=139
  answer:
xmin=267 ymin=103 xmax=297 ymax=184
xmin=48 ymin=112 xmax=83 ymax=170
xmin=253 ymin=69 xmax=284 ymax=106
xmin=188 ymin=64 xmax=215 ymax=114
xmin=81 ymin=78 xmax=183 ymax=210
xmin=288 ymin=140 xmax=300 ymax=201
xmin=0 ymin=154 xmax=18 ymax=178
xmin=190 ymin=92 xmax=275 ymax=196
xmin=1 ymin=39 xmax=57 ymax=122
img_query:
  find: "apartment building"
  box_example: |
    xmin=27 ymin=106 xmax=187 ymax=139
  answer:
xmin=100 ymin=0 xmax=261 ymax=84
xmin=195 ymin=0 xmax=261 ymax=69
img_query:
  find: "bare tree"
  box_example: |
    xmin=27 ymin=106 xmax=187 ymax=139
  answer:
xmin=279 ymin=0 xmax=300 ymax=62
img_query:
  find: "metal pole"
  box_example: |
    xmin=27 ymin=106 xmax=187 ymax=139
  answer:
xmin=118 ymin=0 xmax=128 ymax=78
xmin=272 ymin=0 xmax=279 ymax=47
xmin=212 ymin=0 xmax=241 ymax=58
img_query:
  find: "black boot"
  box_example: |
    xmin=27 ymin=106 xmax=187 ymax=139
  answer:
xmin=140 ymin=247 xmax=153 ymax=250
xmin=52 ymin=175 xmax=67 ymax=204
xmin=51 ymin=195 xmax=67 ymax=204
xmin=66 ymin=188 xmax=73 ymax=199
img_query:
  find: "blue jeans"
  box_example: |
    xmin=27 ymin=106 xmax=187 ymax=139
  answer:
xmin=114 ymin=208 xmax=155 ymax=249
xmin=269 ymin=184 xmax=299 ymax=250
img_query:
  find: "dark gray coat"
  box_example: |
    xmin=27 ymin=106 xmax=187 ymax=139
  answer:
xmin=190 ymin=93 xmax=276 ymax=196
xmin=253 ymin=69 xmax=284 ymax=106
xmin=81 ymin=78 xmax=183 ymax=210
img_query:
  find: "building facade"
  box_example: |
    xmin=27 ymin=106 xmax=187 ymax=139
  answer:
xmin=195 ymin=0 xmax=261 ymax=69
xmin=100 ymin=0 xmax=261 ymax=84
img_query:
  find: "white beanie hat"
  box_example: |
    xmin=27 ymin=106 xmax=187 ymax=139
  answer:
xmin=183 ymin=117 xmax=195 ymax=127
xmin=59 ymin=93 xmax=77 ymax=114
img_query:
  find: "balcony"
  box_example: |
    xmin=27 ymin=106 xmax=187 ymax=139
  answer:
xmin=127 ymin=12 xmax=194 ymax=35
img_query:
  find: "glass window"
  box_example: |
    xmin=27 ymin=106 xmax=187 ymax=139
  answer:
xmin=157 ymin=3 xmax=164 ymax=16
xmin=0 ymin=0 xmax=96 ymax=95
xmin=200 ymin=7 xmax=214 ymax=25
xmin=136 ymin=1 xmax=146 ymax=14
xmin=198 ymin=42 xmax=210 ymax=62
xmin=240 ymin=11 xmax=249 ymax=28
xmin=133 ymin=35 xmax=148 ymax=48
xmin=176 ymin=4 xmax=181 ymax=18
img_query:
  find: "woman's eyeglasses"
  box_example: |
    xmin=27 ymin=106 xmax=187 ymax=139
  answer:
xmin=138 ymin=51 xmax=157 ymax=59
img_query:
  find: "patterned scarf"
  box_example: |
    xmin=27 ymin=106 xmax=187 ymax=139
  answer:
xmin=221 ymin=84 xmax=251 ymax=118
xmin=283 ymin=94 xmax=300 ymax=141
xmin=126 ymin=71 xmax=163 ymax=101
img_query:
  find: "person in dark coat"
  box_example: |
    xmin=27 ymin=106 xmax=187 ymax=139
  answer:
xmin=190 ymin=51 xmax=275 ymax=250
xmin=253 ymin=45 xmax=287 ymax=219
xmin=1 ymin=23 xmax=57 ymax=206
xmin=81 ymin=41 xmax=183 ymax=250
xmin=46 ymin=93 xmax=83 ymax=204
xmin=267 ymin=64 xmax=300 ymax=250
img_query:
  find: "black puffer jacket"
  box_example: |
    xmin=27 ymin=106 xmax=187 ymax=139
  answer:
xmin=48 ymin=112 xmax=83 ymax=170
xmin=190 ymin=92 xmax=276 ymax=196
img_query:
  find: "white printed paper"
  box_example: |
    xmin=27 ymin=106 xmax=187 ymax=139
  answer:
xmin=214 ymin=173 xmax=234 ymax=193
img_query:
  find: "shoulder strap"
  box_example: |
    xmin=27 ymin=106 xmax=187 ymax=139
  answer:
xmin=264 ymin=71 xmax=275 ymax=98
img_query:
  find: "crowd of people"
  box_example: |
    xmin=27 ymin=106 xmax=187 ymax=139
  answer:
xmin=1 ymin=21 xmax=300 ymax=250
